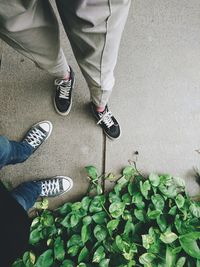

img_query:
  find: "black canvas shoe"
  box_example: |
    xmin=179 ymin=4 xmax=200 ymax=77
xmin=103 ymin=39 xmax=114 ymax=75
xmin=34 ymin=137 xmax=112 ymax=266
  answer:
xmin=23 ymin=121 xmax=52 ymax=152
xmin=39 ymin=176 xmax=73 ymax=197
xmin=54 ymin=67 xmax=75 ymax=116
xmin=91 ymin=103 xmax=121 ymax=140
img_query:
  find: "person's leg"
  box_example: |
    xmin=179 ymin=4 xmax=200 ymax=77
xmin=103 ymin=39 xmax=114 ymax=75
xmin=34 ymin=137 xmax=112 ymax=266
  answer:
xmin=11 ymin=176 xmax=74 ymax=211
xmin=56 ymin=0 xmax=131 ymax=139
xmin=56 ymin=0 xmax=131 ymax=108
xmin=0 ymin=121 xmax=52 ymax=169
xmin=0 ymin=0 xmax=69 ymax=78
xmin=0 ymin=136 xmax=32 ymax=169
xmin=11 ymin=181 xmax=42 ymax=211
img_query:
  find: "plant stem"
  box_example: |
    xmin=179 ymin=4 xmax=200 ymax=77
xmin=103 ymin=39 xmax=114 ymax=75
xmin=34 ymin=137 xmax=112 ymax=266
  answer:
xmin=101 ymin=203 xmax=112 ymax=220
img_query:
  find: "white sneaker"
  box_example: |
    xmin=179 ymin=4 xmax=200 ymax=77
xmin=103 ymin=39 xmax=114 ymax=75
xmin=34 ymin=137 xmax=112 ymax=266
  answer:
xmin=39 ymin=176 xmax=73 ymax=197
xmin=23 ymin=121 xmax=52 ymax=152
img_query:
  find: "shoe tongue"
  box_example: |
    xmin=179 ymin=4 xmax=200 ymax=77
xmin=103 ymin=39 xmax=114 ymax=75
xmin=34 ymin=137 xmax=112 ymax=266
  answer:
xmin=59 ymin=179 xmax=63 ymax=191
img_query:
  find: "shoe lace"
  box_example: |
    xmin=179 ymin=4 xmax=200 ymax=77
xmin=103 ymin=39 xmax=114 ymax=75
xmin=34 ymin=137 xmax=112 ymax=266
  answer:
xmin=55 ymin=79 xmax=72 ymax=99
xmin=25 ymin=128 xmax=46 ymax=148
xmin=41 ymin=179 xmax=60 ymax=196
xmin=97 ymin=111 xmax=114 ymax=128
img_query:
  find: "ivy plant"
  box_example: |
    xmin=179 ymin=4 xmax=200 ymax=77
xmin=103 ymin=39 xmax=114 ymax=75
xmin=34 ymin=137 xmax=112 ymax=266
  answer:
xmin=13 ymin=166 xmax=200 ymax=267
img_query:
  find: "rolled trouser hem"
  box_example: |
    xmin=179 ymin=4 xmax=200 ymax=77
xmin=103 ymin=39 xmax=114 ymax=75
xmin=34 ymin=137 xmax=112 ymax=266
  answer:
xmin=89 ymin=76 xmax=114 ymax=107
xmin=90 ymin=86 xmax=113 ymax=108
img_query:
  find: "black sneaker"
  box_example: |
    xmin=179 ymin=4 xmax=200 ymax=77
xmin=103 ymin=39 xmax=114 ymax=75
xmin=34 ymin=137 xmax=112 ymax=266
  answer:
xmin=91 ymin=103 xmax=121 ymax=140
xmin=23 ymin=121 xmax=52 ymax=152
xmin=39 ymin=176 xmax=73 ymax=197
xmin=54 ymin=67 xmax=75 ymax=116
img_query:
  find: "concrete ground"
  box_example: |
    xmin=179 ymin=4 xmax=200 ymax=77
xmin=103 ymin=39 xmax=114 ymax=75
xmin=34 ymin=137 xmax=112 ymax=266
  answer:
xmin=0 ymin=0 xmax=200 ymax=209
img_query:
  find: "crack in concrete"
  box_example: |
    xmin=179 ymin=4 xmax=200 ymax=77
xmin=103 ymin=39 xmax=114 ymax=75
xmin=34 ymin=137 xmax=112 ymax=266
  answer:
xmin=102 ymin=133 xmax=106 ymax=192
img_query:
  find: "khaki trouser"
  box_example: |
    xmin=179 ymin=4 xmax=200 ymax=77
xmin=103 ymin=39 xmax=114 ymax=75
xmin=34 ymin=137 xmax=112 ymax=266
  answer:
xmin=0 ymin=0 xmax=131 ymax=107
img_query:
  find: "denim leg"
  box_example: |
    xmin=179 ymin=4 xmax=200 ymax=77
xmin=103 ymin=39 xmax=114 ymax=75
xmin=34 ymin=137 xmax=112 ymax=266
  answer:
xmin=0 ymin=136 xmax=33 ymax=169
xmin=11 ymin=181 xmax=42 ymax=211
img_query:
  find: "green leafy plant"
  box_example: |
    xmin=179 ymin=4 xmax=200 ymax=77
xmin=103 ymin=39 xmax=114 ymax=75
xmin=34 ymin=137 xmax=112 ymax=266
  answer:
xmin=13 ymin=166 xmax=200 ymax=267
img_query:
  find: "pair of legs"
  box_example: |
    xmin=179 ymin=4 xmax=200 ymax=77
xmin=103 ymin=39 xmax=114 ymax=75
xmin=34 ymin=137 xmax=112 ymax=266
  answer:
xmin=0 ymin=0 xmax=131 ymax=139
xmin=0 ymin=121 xmax=73 ymax=211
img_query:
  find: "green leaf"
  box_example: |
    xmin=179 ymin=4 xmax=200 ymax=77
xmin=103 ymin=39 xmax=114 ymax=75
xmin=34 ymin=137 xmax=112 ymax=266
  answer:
xmin=172 ymin=246 xmax=182 ymax=254
xmin=89 ymin=195 xmax=105 ymax=213
xmin=85 ymin=166 xmax=98 ymax=180
xmin=81 ymin=224 xmax=90 ymax=244
xmin=109 ymin=192 xmax=121 ymax=203
xmin=22 ymin=251 xmax=35 ymax=267
xmin=142 ymin=234 xmax=154 ymax=249
xmin=34 ymin=198 xmax=49 ymax=210
xmin=179 ymin=232 xmax=200 ymax=259
xmin=29 ymin=228 xmax=42 ymax=245
xmin=109 ymin=202 xmax=125 ymax=218
xmin=173 ymin=176 xmax=185 ymax=189
xmin=160 ymin=232 xmax=178 ymax=244
xmin=77 ymin=264 xmax=87 ymax=267
xmin=106 ymin=173 xmax=115 ymax=180
xmin=147 ymin=209 xmax=161 ymax=220
xmin=81 ymin=196 xmax=92 ymax=211
xmin=12 ymin=260 xmax=25 ymax=267
xmin=132 ymin=192 xmax=145 ymax=209
xmin=139 ymin=253 xmax=156 ymax=265
xmin=54 ymin=236 xmax=65 ymax=261
xmin=94 ymin=225 xmax=107 ymax=242
xmin=71 ymin=202 xmax=82 ymax=211
xmin=61 ymin=214 xmax=70 ymax=228
xmin=82 ymin=216 xmax=92 ymax=225
xmin=57 ymin=202 xmax=72 ymax=215
xmin=92 ymin=211 xmax=107 ymax=224
xmin=149 ymin=173 xmax=160 ymax=187
xmin=93 ymin=246 xmax=105 ymax=263
xmin=123 ymin=166 xmax=135 ymax=178
xmin=115 ymin=235 xmax=125 ymax=251
xmin=107 ymin=219 xmax=119 ymax=235
xmin=122 ymin=210 xmax=132 ymax=220
xmin=60 ymin=260 xmax=74 ymax=267
xmin=31 ymin=217 xmax=40 ymax=228
xmin=175 ymin=194 xmax=185 ymax=209
xmin=151 ymin=194 xmax=165 ymax=211
xmin=140 ymin=180 xmax=151 ymax=199
xmin=67 ymin=234 xmax=82 ymax=248
xmin=35 ymin=250 xmax=53 ymax=267
xmin=176 ymin=257 xmax=186 ymax=267
xmin=99 ymin=259 xmax=110 ymax=267
xmin=78 ymin=246 xmax=89 ymax=263
xmin=189 ymin=203 xmax=200 ymax=218
xmin=122 ymin=193 xmax=132 ymax=205
xmin=165 ymin=246 xmax=176 ymax=267
xmin=156 ymin=215 xmax=167 ymax=232
xmin=68 ymin=245 xmax=80 ymax=257
xmin=168 ymin=206 xmax=177 ymax=216
xmin=70 ymin=214 xmax=80 ymax=227
xmin=134 ymin=209 xmax=145 ymax=222
xmin=123 ymin=220 xmax=135 ymax=236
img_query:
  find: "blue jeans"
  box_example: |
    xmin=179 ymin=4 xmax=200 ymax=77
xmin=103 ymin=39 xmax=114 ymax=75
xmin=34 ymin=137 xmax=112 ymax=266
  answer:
xmin=0 ymin=136 xmax=42 ymax=211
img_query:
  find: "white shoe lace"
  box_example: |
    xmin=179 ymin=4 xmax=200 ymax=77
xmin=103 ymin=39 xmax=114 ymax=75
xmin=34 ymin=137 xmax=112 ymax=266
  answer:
xmin=41 ymin=179 xmax=60 ymax=196
xmin=25 ymin=128 xmax=46 ymax=148
xmin=55 ymin=79 xmax=72 ymax=99
xmin=97 ymin=111 xmax=114 ymax=128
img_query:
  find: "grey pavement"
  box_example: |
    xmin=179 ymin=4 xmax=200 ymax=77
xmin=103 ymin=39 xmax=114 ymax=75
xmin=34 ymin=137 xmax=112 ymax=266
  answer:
xmin=0 ymin=0 xmax=200 ymax=209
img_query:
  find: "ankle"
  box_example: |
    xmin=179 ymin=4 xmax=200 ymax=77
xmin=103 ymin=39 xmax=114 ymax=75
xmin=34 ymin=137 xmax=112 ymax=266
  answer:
xmin=63 ymin=70 xmax=70 ymax=80
xmin=96 ymin=106 xmax=105 ymax=113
